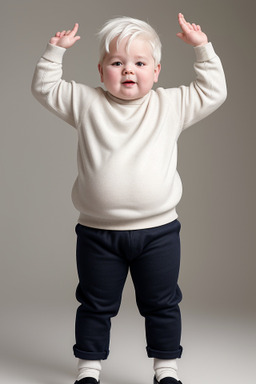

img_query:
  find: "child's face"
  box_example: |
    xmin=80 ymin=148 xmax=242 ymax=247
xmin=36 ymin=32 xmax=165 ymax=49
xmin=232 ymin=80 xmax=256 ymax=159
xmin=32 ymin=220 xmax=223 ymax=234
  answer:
xmin=98 ymin=36 xmax=161 ymax=100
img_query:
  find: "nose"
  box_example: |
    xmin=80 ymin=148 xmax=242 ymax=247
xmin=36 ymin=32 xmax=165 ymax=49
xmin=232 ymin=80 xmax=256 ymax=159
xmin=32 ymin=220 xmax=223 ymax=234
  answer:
xmin=123 ymin=66 xmax=134 ymax=75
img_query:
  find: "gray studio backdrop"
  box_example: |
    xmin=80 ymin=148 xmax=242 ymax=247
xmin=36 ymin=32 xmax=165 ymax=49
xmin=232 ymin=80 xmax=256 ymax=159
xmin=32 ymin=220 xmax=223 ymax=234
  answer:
xmin=0 ymin=0 xmax=255 ymax=381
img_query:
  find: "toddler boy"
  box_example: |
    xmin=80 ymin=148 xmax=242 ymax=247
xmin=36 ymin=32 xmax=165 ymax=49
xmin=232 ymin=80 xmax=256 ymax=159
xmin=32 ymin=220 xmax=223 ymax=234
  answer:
xmin=32 ymin=13 xmax=227 ymax=384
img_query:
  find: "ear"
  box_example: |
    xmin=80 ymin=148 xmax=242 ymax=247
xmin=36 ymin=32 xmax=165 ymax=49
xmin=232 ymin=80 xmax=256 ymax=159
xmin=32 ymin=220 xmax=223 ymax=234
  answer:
xmin=98 ymin=63 xmax=104 ymax=83
xmin=153 ymin=63 xmax=161 ymax=83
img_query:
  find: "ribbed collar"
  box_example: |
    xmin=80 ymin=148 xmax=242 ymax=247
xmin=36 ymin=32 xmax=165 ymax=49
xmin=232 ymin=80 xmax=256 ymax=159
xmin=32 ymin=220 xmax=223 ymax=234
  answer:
xmin=106 ymin=91 xmax=151 ymax=106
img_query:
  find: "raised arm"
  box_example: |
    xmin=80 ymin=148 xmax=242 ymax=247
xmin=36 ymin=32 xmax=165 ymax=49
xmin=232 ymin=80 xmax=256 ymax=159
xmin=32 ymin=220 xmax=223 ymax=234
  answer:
xmin=169 ymin=13 xmax=227 ymax=130
xmin=31 ymin=24 xmax=82 ymax=128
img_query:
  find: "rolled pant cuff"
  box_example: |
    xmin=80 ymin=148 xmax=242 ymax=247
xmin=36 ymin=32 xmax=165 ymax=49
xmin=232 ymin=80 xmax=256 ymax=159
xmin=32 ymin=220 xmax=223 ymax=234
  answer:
xmin=73 ymin=345 xmax=109 ymax=360
xmin=146 ymin=346 xmax=183 ymax=359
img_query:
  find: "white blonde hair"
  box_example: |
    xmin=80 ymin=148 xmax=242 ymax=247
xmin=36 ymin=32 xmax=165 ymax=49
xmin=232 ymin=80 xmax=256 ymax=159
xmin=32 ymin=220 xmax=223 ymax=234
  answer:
xmin=97 ymin=16 xmax=162 ymax=66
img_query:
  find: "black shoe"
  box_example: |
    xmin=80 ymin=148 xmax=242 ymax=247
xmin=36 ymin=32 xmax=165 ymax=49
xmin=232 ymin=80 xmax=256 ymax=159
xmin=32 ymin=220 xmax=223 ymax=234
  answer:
xmin=74 ymin=378 xmax=100 ymax=384
xmin=154 ymin=376 xmax=182 ymax=384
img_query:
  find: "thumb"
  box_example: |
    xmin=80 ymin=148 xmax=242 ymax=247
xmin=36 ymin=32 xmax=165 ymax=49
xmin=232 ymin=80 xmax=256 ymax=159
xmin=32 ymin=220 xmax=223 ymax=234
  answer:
xmin=176 ymin=33 xmax=184 ymax=39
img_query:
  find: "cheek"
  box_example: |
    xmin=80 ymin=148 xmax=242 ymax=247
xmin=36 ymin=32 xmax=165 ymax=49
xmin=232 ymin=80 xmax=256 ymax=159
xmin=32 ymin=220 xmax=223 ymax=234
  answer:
xmin=139 ymin=71 xmax=155 ymax=87
xmin=103 ymin=68 xmax=118 ymax=84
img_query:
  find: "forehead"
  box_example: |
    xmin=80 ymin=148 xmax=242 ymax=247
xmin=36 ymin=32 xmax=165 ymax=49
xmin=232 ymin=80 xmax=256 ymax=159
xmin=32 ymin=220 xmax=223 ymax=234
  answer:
xmin=108 ymin=36 xmax=153 ymax=57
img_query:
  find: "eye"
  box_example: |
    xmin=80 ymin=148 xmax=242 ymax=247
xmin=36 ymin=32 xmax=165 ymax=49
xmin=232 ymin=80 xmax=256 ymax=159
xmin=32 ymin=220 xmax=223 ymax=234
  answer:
xmin=112 ymin=61 xmax=122 ymax=66
xmin=136 ymin=62 xmax=145 ymax=67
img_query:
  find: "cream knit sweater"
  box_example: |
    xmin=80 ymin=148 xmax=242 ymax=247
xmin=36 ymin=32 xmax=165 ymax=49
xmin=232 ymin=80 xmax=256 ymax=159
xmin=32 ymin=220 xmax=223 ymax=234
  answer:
xmin=32 ymin=42 xmax=227 ymax=230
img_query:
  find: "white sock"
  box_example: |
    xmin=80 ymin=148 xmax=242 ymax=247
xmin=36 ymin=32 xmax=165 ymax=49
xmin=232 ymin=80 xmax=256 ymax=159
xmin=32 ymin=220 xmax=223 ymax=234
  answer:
xmin=154 ymin=358 xmax=179 ymax=382
xmin=77 ymin=359 xmax=102 ymax=382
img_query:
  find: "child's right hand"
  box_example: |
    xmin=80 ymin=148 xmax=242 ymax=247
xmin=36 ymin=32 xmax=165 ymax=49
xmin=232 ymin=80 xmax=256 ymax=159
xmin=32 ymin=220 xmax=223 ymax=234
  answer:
xmin=50 ymin=23 xmax=81 ymax=48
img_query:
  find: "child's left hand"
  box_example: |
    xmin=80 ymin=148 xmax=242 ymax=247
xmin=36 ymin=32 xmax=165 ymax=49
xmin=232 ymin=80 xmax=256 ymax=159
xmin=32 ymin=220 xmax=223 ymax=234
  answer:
xmin=176 ymin=13 xmax=208 ymax=47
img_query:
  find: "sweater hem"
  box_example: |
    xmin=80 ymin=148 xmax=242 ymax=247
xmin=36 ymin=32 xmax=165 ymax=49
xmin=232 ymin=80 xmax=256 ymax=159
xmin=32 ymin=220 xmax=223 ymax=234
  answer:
xmin=77 ymin=210 xmax=178 ymax=231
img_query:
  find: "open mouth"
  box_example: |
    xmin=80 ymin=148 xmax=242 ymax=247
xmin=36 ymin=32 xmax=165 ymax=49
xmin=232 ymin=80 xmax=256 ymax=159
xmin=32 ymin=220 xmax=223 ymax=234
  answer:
xmin=122 ymin=80 xmax=136 ymax=85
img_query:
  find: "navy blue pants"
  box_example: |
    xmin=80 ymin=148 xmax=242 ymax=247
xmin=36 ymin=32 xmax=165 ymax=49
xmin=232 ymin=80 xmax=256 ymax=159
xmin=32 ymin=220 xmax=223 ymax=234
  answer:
xmin=73 ymin=220 xmax=183 ymax=360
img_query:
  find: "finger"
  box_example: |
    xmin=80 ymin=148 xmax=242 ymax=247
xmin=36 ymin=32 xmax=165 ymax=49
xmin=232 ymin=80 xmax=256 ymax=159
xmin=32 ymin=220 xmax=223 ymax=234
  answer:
xmin=70 ymin=23 xmax=79 ymax=37
xmin=197 ymin=25 xmax=201 ymax=31
xmin=66 ymin=30 xmax=71 ymax=35
xmin=187 ymin=22 xmax=194 ymax=30
xmin=178 ymin=13 xmax=185 ymax=23
xmin=181 ymin=16 xmax=194 ymax=33
xmin=176 ymin=32 xmax=184 ymax=40
xmin=181 ymin=13 xmax=195 ymax=31
xmin=179 ymin=14 xmax=192 ymax=33
xmin=180 ymin=13 xmax=189 ymax=26
xmin=56 ymin=32 xmax=61 ymax=37
xmin=60 ymin=30 xmax=66 ymax=37
xmin=179 ymin=13 xmax=187 ymax=26
xmin=50 ymin=37 xmax=58 ymax=45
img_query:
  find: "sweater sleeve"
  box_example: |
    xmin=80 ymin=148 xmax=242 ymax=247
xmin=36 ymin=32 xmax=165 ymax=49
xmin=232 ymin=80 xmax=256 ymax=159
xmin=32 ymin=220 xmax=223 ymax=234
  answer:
xmin=31 ymin=43 xmax=96 ymax=128
xmin=167 ymin=42 xmax=227 ymax=131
